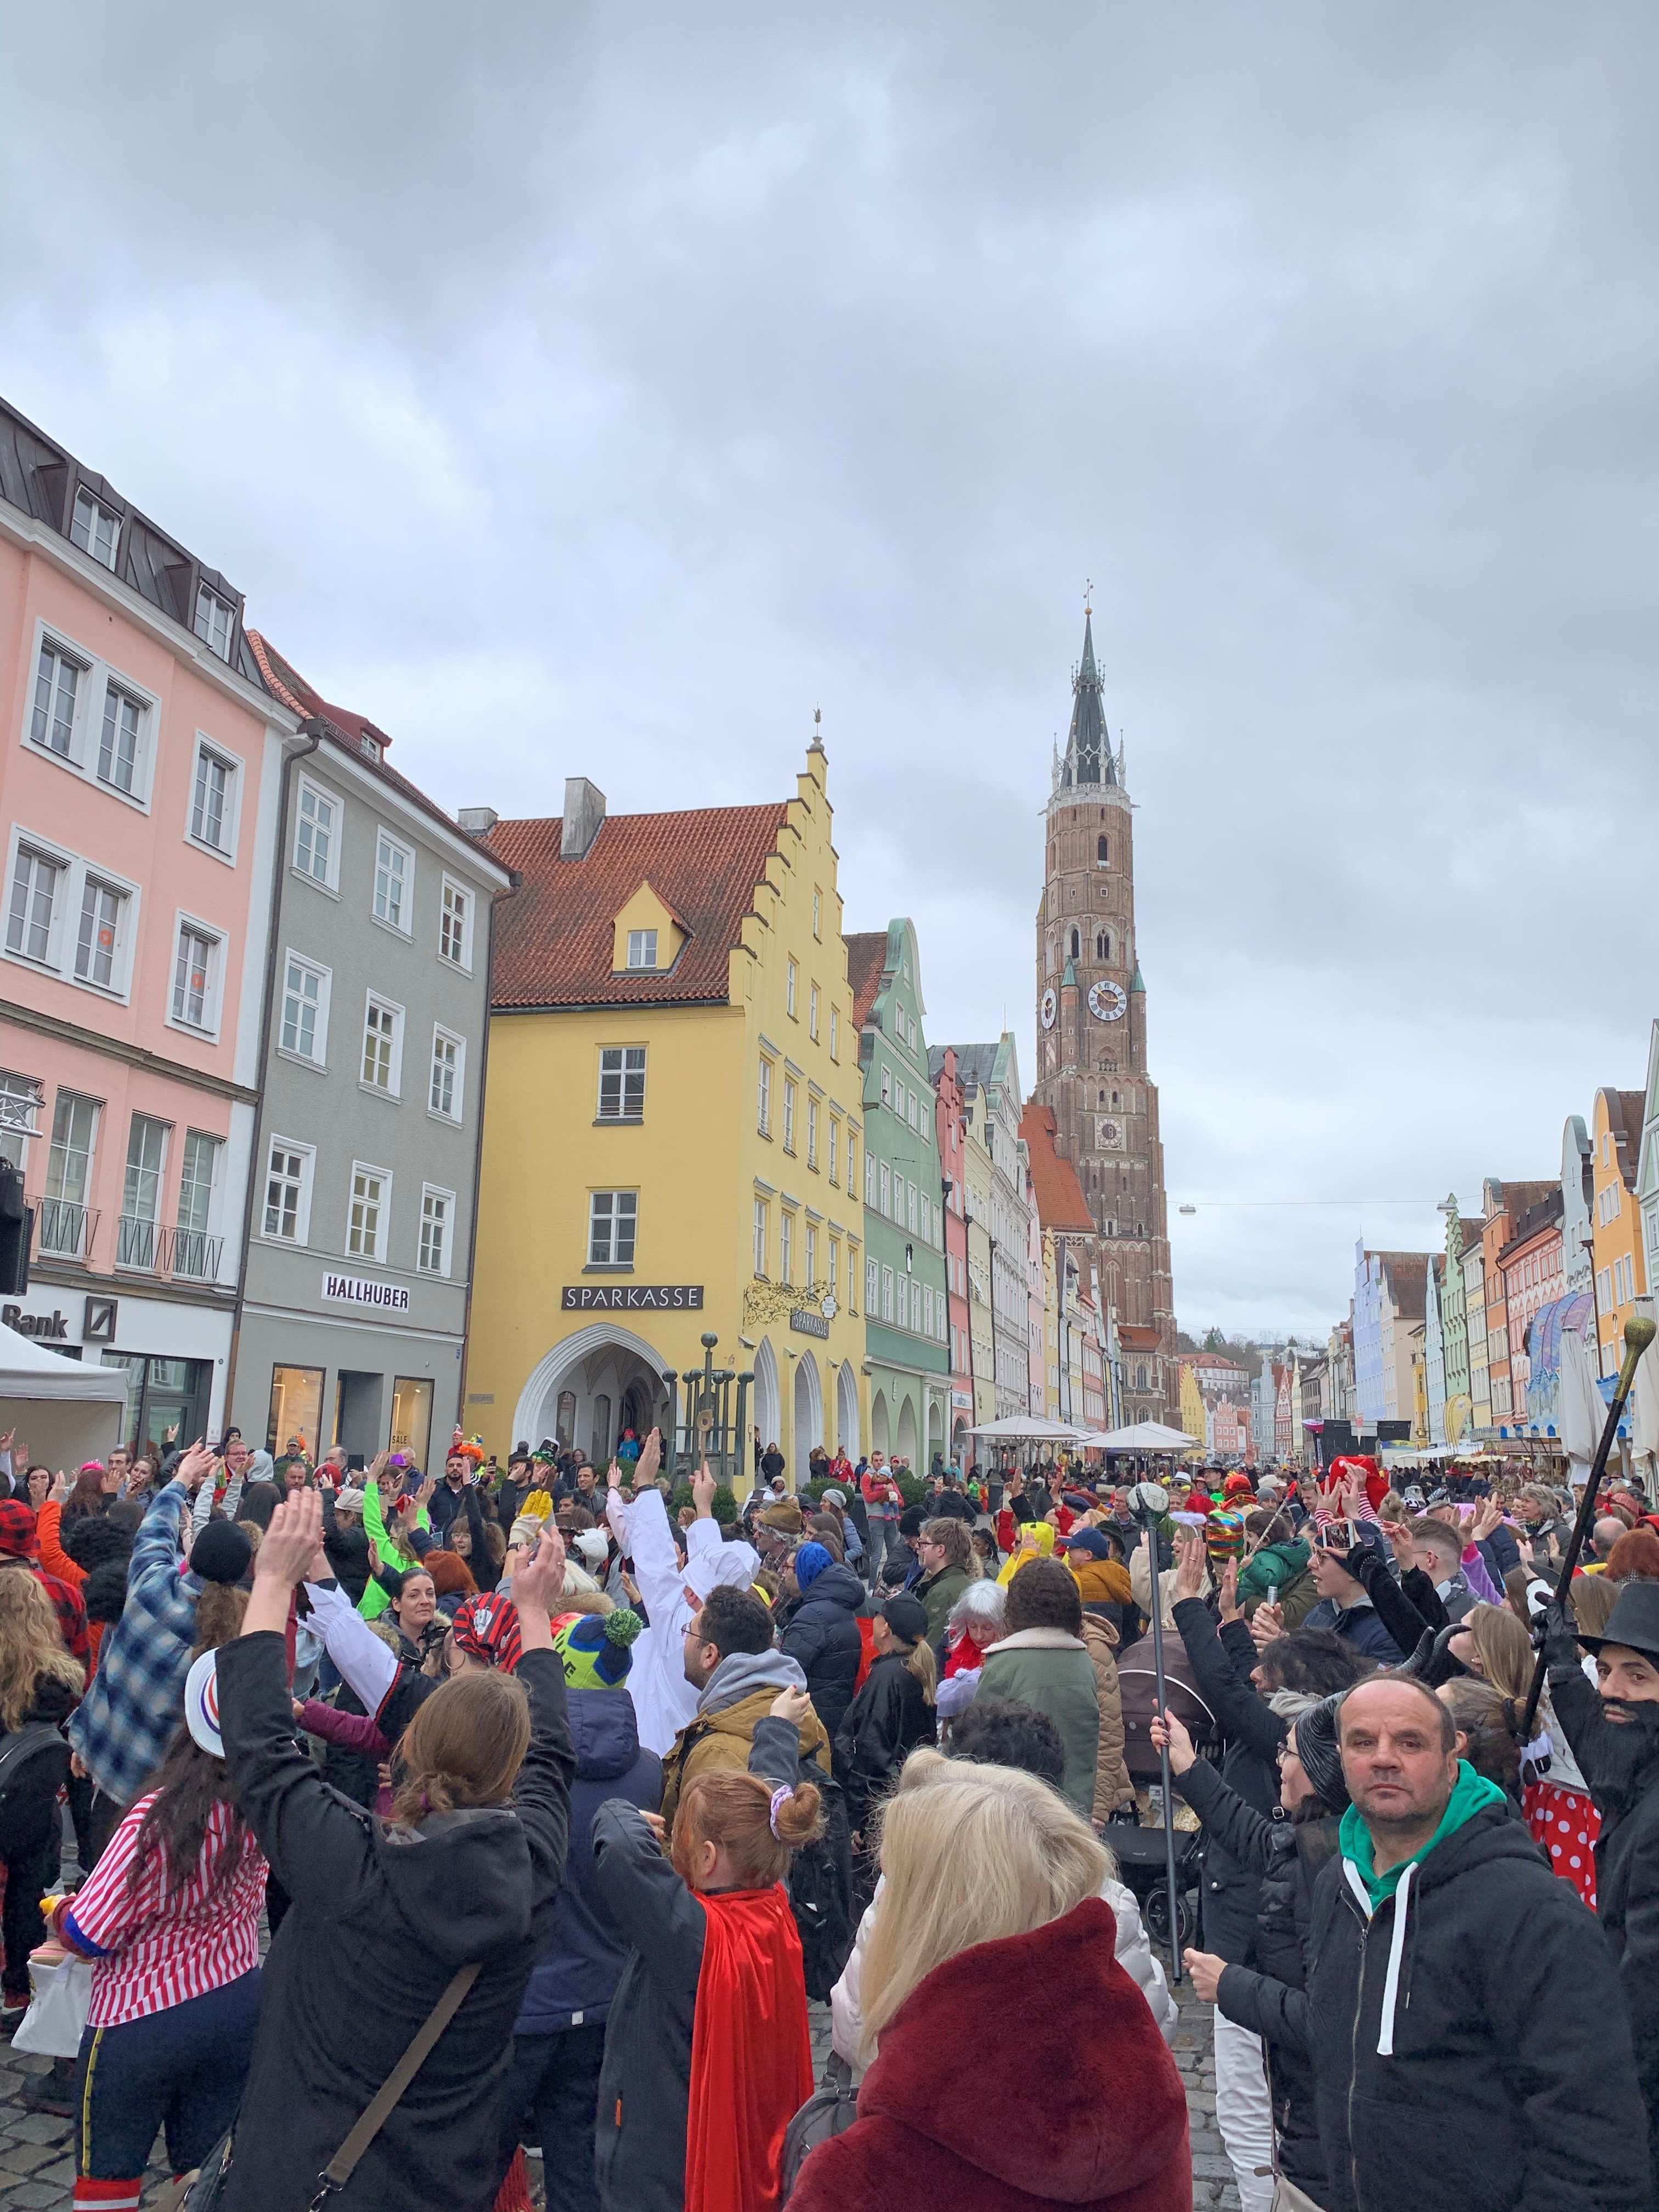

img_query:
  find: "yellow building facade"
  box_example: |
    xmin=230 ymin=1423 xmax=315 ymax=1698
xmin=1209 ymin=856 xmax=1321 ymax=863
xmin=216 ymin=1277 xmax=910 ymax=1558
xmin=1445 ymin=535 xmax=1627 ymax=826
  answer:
xmin=465 ymin=740 xmax=867 ymax=1491
xmin=1178 ymin=1357 xmax=1206 ymax=1448
xmin=1590 ymin=1085 xmax=1647 ymax=1379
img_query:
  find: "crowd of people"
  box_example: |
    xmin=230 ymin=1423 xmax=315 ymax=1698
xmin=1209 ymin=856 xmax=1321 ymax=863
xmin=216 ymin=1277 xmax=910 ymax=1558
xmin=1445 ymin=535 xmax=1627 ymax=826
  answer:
xmin=0 ymin=1415 xmax=1655 ymax=2208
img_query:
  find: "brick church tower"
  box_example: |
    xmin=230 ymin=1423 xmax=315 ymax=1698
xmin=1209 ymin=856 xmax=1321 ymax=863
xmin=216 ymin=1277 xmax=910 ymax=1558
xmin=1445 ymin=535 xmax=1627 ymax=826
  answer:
xmin=1032 ymin=609 xmax=1176 ymax=1423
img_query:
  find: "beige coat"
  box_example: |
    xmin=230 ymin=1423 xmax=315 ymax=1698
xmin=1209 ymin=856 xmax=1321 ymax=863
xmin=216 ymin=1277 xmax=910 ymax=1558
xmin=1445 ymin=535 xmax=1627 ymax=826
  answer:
xmin=1080 ymin=1612 xmax=1135 ymax=1820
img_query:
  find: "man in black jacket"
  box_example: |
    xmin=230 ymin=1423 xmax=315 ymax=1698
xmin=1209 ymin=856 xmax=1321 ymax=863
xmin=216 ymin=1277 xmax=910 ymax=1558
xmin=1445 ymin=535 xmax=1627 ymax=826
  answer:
xmin=1548 ymin=1579 xmax=1659 ymax=2203
xmin=778 ymin=1543 xmax=867 ymax=1737
xmin=1306 ymin=1673 xmax=1646 ymax=2212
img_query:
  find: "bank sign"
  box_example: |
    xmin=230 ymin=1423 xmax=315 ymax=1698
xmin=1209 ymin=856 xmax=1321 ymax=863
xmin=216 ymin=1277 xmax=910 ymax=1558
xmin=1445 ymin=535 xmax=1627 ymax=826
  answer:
xmin=562 ymin=1285 xmax=704 ymax=1312
xmin=322 ymin=1272 xmax=411 ymax=1313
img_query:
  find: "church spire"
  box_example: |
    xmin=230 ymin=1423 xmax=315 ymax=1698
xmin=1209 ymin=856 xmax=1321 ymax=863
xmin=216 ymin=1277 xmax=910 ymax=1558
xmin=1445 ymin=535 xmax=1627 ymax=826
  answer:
xmin=1054 ymin=603 xmax=1116 ymax=794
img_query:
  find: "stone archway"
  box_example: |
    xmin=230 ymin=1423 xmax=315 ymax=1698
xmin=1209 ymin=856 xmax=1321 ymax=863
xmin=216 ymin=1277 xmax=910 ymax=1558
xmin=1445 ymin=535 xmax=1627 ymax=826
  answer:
xmin=896 ymin=1393 xmax=918 ymax=1468
xmin=837 ymin=1362 xmax=860 ymax=1459
xmin=753 ymin=1338 xmax=781 ymax=1466
xmin=511 ymin=1323 xmax=672 ymax=1463
xmin=793 ymin=1351 xmax=822 ymax=1487
xmin=871 ymin=1390 xmax=890 ymax=1455
xmin=926 ymin=1394 xmax=943 ymax=1473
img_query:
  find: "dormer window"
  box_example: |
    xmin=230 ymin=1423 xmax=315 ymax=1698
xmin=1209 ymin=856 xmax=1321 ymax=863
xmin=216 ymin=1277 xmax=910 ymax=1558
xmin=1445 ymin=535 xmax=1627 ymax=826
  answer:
xmin=360 ymin=735 xmax=381 ymax=762
xmin=627 ymin=929 xmax=658 ymax=970
xmin=194 ymin=587 xmax=234 ymax=661
xmin=71 ymin=489 xmax=120 ymax=571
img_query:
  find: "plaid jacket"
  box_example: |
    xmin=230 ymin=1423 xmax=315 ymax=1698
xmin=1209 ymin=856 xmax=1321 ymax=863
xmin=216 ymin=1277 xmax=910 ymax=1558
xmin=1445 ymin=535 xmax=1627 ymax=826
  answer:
xmin=67 ymin=1481 xmax=202 ymax=1806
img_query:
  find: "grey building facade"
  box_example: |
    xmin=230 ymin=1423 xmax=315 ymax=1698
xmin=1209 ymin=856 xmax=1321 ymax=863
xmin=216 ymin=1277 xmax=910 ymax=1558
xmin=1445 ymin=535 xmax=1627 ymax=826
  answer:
xmin=225 ymin=635 xmax=511 ymax=1467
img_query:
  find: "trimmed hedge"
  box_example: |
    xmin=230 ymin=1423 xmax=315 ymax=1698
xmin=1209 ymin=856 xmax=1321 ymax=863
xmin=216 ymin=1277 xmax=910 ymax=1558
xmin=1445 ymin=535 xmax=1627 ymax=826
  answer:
xmin=668 ymin=1481 xmax=739 ymax=1526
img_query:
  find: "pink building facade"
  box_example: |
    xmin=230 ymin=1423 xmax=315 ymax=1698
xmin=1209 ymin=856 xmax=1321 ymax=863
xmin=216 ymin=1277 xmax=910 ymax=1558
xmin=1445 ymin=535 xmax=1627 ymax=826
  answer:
xmin=0 ymin=404 xmax=295 ymax=1446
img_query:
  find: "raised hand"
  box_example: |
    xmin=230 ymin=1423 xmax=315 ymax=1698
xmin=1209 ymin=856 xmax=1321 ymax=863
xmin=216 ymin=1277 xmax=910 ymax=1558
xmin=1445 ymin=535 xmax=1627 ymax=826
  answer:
xmin=253 ymin=1489 xmax=325 ymax=1588
xmin=50 ymin=1469 xmax=71 ymax=1505
xmin=636 ymin=1427 xmax=662 ymax=1485
xmin=512 ymin=1523 xmax=569 ymax=1616
xmin=1249 ymin=1601 xmax=1285 ymax=1651
xmin=176 ymin=1440 xmax=216 ymax=1493
xmin=415 ymin=1475 xmax=436 ymax=1510
xmin=1217 ymin=1560 xmax=1242 ymax=1623
xmin=769 ymin=1685 xmax=814 ymax=1728
xmin=692 ymin=1461 xmax=718 ymax=1518
xmin=1172 ymin=1528 xmax=1207 ymax=1602
xmin=1148 ymin=1705 xmax=1197 ymax=1775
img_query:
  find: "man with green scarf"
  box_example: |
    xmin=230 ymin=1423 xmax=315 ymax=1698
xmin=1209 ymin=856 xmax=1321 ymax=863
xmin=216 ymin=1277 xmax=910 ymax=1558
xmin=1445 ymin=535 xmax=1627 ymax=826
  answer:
xmin=1302 ymin=1675 xmax=1646 ymax=2212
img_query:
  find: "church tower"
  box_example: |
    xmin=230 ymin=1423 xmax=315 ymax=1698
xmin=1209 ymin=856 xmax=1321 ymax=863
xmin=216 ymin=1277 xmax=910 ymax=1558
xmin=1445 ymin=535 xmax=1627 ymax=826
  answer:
xmin=1033 ymin=608 xmax=1176 ymax=1423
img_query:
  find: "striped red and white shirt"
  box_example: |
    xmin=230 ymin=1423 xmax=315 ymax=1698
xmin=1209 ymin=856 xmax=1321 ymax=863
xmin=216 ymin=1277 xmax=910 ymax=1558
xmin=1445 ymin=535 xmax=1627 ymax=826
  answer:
xmin=57 ymin=1792 xmax=267 ymax=2026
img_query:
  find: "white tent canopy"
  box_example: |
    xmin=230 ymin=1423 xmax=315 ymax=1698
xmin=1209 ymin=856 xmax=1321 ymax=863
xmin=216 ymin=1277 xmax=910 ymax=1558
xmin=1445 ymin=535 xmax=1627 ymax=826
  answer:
xmin=0 ymin=1327 xmax=127 ymax=1470
xmin=968 ymin=1415 xmax=1093 ymax=1442
xmin=1076 ymin=1421 xmax=1201 ymax=1454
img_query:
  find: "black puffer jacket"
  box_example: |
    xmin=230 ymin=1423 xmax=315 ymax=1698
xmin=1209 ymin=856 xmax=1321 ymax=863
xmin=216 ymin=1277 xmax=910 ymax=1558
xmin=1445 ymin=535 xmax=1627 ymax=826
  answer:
xmin=1305 ymin=1802 xmax=1647 ymax=2212
xmin=779 ymin=1564 xmax=866 ymax=1739
xmin=1172 ymin=1598 xmax=1285 ymax=1964
xmin=1550 ymin=1653 xmax=1659 ymax=2199
xmin=834 ymin=1652 xmax=935 ymax=1835
xmin=1178 ymin=1758 xmax=1340 ymax=2202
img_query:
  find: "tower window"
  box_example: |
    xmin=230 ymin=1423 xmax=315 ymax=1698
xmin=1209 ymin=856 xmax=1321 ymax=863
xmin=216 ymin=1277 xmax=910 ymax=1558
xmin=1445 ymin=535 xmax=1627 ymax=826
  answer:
xmin=1097 ymin=836 xmax=1109 ymax=865
xmin=1069 ymin=928 xmax=1080 ymax=958
xmin=1095 ymin=930 xmax=1111 ymax=961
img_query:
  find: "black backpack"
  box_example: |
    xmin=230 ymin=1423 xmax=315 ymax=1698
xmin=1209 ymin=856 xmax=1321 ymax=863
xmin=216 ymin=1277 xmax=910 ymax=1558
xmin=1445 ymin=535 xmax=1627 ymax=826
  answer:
xmin=0 ymin=1725 xmax=71 ymax=1857
xmin=787 ymin=1763 xmax=856 ymax=2001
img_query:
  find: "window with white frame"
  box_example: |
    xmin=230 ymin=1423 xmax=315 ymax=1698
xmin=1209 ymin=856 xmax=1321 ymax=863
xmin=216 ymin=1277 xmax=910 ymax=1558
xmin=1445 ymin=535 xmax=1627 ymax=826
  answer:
xmin=588 ymin=1189 xmax=637 ymax=1267
xmin=783 ymin=1079 xmax=797 ymax=1153
xmin=828 ymin=1005 xmax=838 ymax=1060
xmin=878 ymin=1161 xmax=890 ymax=1215
xmin=597 ymin=1046 xmax=645 ymax=1121
xmin=880 ymin=1066 xmax=891 ymax=1107
xmin=867 ymin=1256 xmax=880 ymax=1313
xmin=908 ymin=1181 xmax=918 ymax=1232
xmin=907 ymin=1093 xmax=918 ymax=1132
xmin=279 ymin=953 xmax=330 ymax=1064
xmin=263 ymin=1137 xmax=313 ymax=1242
xmin=97 ymin=686 xmax=144 ymax=796
xmin=786 ymin=960 xmax=797 ymax=1018
xmin=119 ymin=1114 xmax=168 ymax=1269
xmin=882 ymin=1266 xmax=895 ymax=1322
xmin=805 ymin=1223 xmax=816 ymax=1288
xmin=374 ymin=832 xmax=412 ymax=933
xmin=780 ymin=1211 xmax=794 ymax=1284
xmin=194 ymin=587 xmax=234 ymax=660
xmin=30 ymin=641 xmax=82 ymax=759
xmin=809 ymin=983 xmax=819 ymax=1040
xmin=362 ymin=997 xmax=403 ymax=1093
xmin=849 ymin=1245 xmax=859 ymax=1313
xmin=419 ymin=1186 xmax=454 ymax=1276
xmin=430 ymin=1026 xmax=465 ymax=1119
xmin=806 ymin=1098 xmax=818 ymax=1169
xmin=71 ymin=488 xmax=120 ymax=570
xmin=895 ymin=1081 xmax=905 ymax=1122
xmin=626 ymin=929 xmax=657 ymax=970
xmin=757 ymin=1057 xmax=772 ymax=1135
xmin=347 ymin=1163 xmax=390 ymax=1262
xmin=189 ymin=744 xmax=236 ymax=854
xmin=170 ymin=922 xmax=219 ymax=1032
xmin=293 ymin=780 xmax=338 ymax=888
xmin=828 ymin=1237 xmax=839 ymax=1299
xmin=847 ymin=1128 xmax=856 ymax=1189
xmin=439 ymin=878 xmax=472 ymax=968
xmin=753 ymin=1199 xmax=768 ymax=1276
xmin=865 ymin=1152 xmax=877 ymax=1206
xmin=175 ymin=1130 xmax=220 ymax=1278
xmin=74 ymin=876 xmax=127 ymax=991
xmin=924 ymin=1283 xmax=935 ymax=1335
xmin=6 ymin=847 xmax=63 ymax=966
xmin=812 ymin=888 xmax=821 ymax=938
xmin=827 ymin=1118 xmax=839 ymax=1184
xmin=43 ymin=1092 xmax=99 ymax=1256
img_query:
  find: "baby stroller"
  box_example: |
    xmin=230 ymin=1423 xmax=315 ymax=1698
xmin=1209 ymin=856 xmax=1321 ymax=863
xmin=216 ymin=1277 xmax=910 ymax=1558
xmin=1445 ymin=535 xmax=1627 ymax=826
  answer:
xmin=1109 ymin=1630 xmax=1221 ymax=1956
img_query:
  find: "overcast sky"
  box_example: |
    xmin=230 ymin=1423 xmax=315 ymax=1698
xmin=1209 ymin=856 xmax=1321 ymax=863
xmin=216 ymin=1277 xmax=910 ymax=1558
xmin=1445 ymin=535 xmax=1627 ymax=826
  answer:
xmin=6 ymin=5 xmax=1657 ymax=1338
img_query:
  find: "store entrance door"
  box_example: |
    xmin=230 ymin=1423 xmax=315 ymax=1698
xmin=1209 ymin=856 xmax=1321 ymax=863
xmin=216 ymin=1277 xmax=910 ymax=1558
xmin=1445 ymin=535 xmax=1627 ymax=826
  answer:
xmin=334 ymin=1372 xmax=385 ymax=1459
xmin=100 ymin=1354 xmax=212 ymax=1457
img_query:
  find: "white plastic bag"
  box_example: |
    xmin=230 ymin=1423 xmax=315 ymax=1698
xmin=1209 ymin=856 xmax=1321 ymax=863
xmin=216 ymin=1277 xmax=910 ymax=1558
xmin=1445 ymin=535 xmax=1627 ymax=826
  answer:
xmin=12 ymin=1953 xmax=92 ymax=2057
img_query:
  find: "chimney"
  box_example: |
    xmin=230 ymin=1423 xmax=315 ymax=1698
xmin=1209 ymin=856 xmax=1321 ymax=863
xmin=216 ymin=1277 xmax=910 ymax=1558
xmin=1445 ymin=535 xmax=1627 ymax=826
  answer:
xmin=561 ymin=777 xmax=606 ymax=861
xmin=457 ymin=807 xmax=498 ymax=836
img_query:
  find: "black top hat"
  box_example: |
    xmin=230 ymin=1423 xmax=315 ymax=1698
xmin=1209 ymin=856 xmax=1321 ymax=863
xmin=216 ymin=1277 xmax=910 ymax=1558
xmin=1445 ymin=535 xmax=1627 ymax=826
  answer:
xmin=1579 ymin=1580 xmax=1659 ymax=1664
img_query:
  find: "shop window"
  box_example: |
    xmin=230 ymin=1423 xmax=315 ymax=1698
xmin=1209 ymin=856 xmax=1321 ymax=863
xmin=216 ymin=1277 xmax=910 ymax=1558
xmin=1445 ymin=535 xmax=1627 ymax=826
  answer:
xmin=268 ymin=1364 xmax=325 ymax=1459
xmin=390 ymin=1375 xmax=434 ymax=1469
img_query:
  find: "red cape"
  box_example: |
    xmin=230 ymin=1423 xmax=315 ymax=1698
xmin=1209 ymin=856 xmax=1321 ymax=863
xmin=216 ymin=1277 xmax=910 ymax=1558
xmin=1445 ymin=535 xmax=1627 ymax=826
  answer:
xmin=686 ymin=1884 xmax=814 ymax=2212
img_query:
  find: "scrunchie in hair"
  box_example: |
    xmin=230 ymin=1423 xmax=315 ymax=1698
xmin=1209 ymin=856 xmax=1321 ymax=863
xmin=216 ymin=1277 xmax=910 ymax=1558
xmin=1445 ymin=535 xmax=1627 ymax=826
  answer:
xmin=768 ymin=1783 xmax=794 ymax=1837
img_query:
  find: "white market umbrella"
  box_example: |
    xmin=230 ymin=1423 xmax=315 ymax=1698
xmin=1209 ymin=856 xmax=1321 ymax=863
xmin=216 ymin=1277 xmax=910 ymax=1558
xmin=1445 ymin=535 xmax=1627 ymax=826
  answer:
xmin=1080 ymin=1421 xmax=1203 ymax=1454
xmin=1557 ymin=1323 xmax=1605 ymax=1470
xmin=968 ymin=1415 xmax=1092 ymax=1442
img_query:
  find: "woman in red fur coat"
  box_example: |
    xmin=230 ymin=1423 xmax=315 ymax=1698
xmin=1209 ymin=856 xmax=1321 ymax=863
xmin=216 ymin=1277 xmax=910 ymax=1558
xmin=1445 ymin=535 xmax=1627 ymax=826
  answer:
xmin=790 ymin=1760 xmax=1192 ymax=2212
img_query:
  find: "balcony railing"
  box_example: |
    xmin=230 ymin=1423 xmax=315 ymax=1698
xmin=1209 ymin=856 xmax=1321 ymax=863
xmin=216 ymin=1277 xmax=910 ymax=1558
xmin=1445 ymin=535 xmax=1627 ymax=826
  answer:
xmin=33 ymin=1197 xmax=99 ymax=1264
xmin=116 ymin=1216 xmax=225 ymax=1283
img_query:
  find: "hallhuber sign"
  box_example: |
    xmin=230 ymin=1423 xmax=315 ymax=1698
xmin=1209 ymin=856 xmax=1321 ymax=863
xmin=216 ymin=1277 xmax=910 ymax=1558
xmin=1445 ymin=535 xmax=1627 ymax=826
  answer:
xmin=322 ymin=1273 xmax=411 ymax=1312
xmin=562 ymin=1285 xmax=704 ymax=1312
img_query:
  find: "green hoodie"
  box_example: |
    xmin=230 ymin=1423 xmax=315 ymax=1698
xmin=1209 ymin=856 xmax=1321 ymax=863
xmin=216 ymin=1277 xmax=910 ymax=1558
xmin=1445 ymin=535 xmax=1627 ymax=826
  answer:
xmin=1235 ymin=1537 xmax=1310 ymax=1609
xmin=1340 ymin=1758 xmax=1507 ymax=1908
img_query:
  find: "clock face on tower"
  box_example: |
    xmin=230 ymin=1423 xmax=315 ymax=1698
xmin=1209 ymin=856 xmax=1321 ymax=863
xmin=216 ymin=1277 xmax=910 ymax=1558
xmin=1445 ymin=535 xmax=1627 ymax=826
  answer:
xmin=1040 ymin=986 xmax=1058 ymax=1030
xmin=1088 ymin=979 xmax=1127 ymax=1023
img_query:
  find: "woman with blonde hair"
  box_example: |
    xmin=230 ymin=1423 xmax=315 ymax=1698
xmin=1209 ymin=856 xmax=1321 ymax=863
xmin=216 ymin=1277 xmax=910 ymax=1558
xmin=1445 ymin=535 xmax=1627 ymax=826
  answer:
xmin=0 ymin=1569 xmax=85 ymax=2020
xmin=793 ymin=1760 xmax=1189 ymax=2212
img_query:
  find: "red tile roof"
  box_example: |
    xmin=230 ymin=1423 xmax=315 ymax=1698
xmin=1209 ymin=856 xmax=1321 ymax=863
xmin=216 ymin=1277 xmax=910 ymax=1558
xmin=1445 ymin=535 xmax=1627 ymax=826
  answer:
xmin=844 ymin=932 xmax=889 ymax=1033
xmin=1119 ymin=1324 xmax=1163 ymax=1351
xmin=1018 ymin=1102 xmax=1095 ymax=1235
xmin=485 ymin=804 xmax=790 ymax=1008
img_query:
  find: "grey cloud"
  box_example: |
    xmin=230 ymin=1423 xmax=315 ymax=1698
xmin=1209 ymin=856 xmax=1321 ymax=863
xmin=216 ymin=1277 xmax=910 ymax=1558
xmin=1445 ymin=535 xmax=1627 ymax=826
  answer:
xmin=4 ymin=1 xmax=1656 ymax=1335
